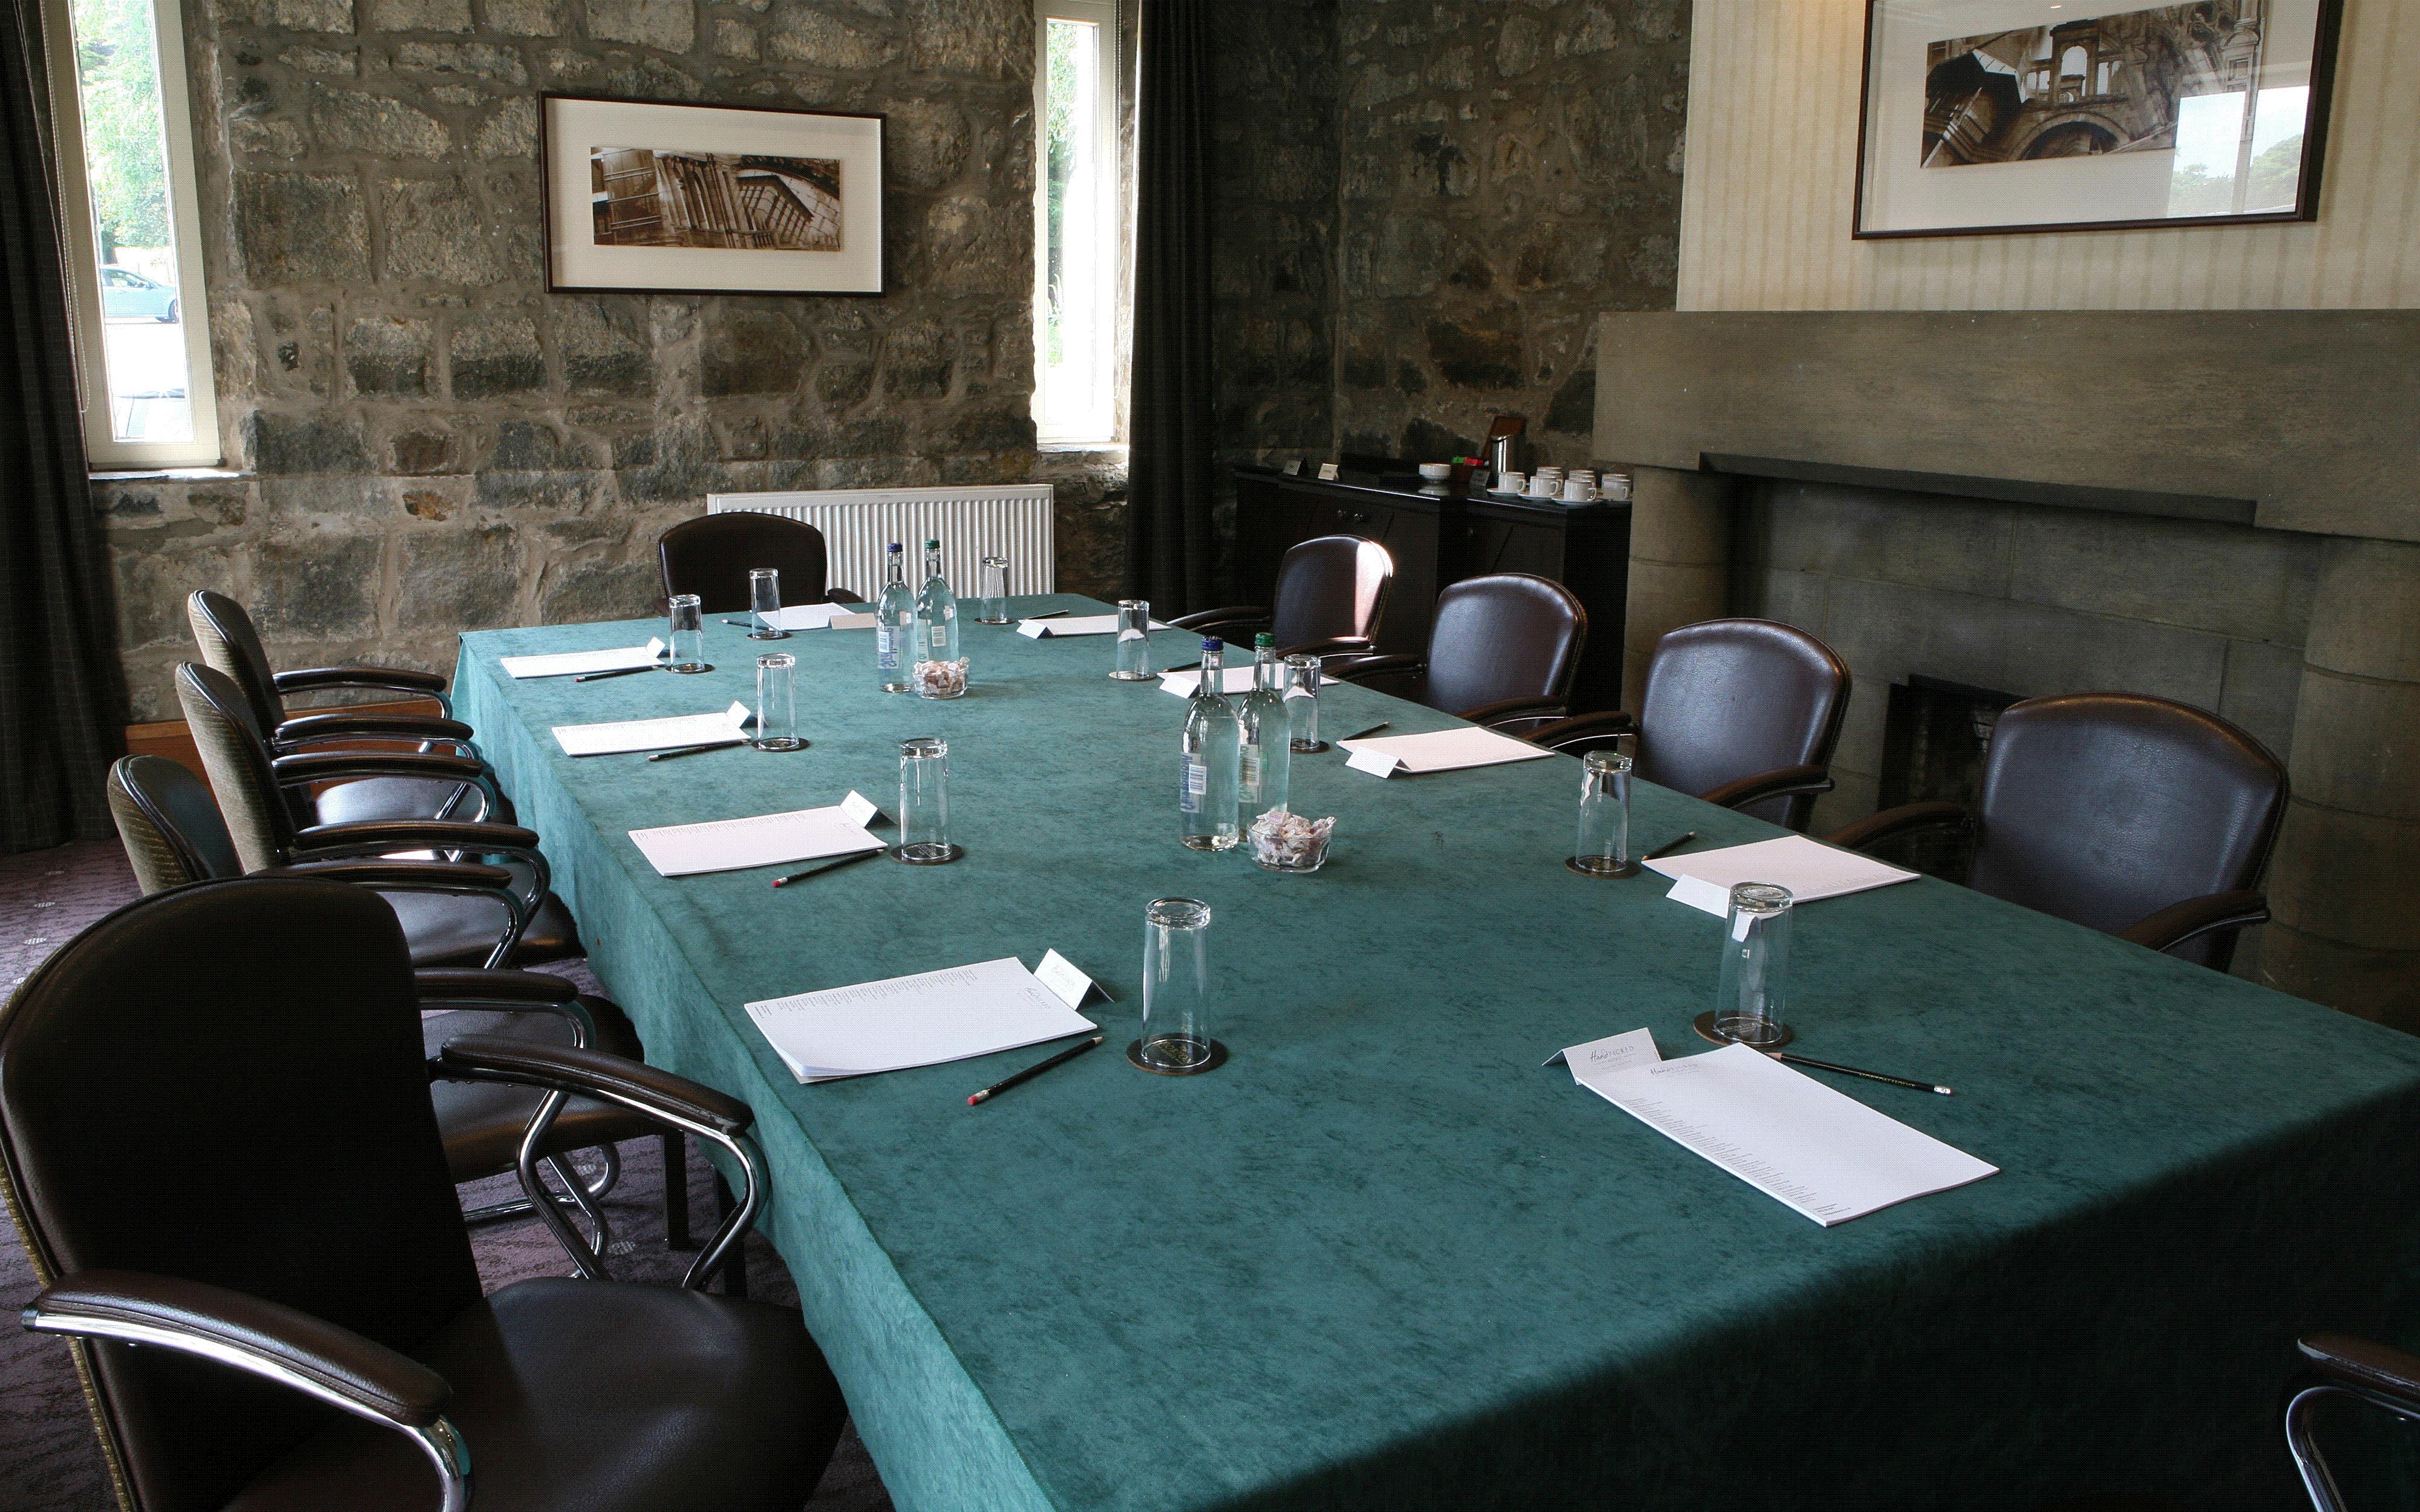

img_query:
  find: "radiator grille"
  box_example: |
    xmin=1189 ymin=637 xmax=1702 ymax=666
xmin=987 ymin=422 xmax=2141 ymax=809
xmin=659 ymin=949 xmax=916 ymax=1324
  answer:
xmin=706 ymin=485 xmax=1057 ymax=600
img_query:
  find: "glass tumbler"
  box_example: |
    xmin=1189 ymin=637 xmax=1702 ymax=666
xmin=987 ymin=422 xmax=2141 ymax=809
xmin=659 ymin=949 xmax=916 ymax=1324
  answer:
xmin=975 ymin=556 xmax=1011 ymax=624
xmin=894 ymin=737 xmax=959 ymax=864
xmin=753 ymin=653 xmax=804 ymax=751
xmin=1134 ymin=897 xmax=1220 ymax=1074
xmin=666 ymin=593 xmax=708 ymax=673
xmin=1110 ymin=599 xmax=1156 ymax=681
xmin=748 ymin=568 xmax=787 ymax=640
xmin=1569 ymin=748 xmax=1635 ymax=877
xmin=1712 ymin=883 xmax=1795 ymax=1048
xmin=1284 ymin=654 xmax=1324 ymax=752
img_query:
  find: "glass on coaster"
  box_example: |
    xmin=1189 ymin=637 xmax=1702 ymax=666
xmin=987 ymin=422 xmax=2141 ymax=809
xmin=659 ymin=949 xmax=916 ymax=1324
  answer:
xmin=1111 ymin=599 xmax=1156 ymax=681
xmin=666 ymin=593 xmax=710 ymax=673
xmin=1568 ymin=748 xmax=1636 ymax=877
xmin=753 ymin=653 xmax=805 ymax=751
xmin=975 ymin=555 xmax=1011 ymax=624
xmin=1283 ymin=653 xmax=1324 ymax=752
xmin=893 ymin=737 xmax=962 ymax=864
xmin=748 ymin=567 xmax=788 ymax=640
xmin=1130 ymin=896 xmax=1225 ymax=1075
xmin=1698 ymin=882 xmax=1795 ymax=1049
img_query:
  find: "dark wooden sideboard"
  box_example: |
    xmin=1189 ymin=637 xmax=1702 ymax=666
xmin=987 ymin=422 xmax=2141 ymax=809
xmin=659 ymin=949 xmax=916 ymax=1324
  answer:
xmin=1231 ymin=466 xmax=1631 ymax=714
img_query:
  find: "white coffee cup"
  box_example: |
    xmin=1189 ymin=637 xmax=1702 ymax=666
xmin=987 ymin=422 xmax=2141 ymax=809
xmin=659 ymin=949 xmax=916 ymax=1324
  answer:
xmin=1528 ymin=478 xmax=1558 ymax=498
xmin=1562 ymin=478 xmax=1594 ymax=502
xmin=1498 ymin=472 xmax=1526 ymax=495
xmin=1602 ymin=472 xmax=1634 ymax=501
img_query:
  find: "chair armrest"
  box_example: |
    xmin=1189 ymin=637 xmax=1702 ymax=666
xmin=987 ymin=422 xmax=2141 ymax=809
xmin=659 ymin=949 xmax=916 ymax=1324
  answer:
xmin=271 ymin=750 xmax=488 ymax=787
xmin=293 ymin=818 xmax=543 ymax=854
xmin=1525 ymin=709 xmax=1638 ymax=754
xmin=1274 ymin=635 xmax=1375 ymax=660
xmin=27 ymin=1269 xmax=453 ymax=1429
xmin=2119 ymin=890 xmax=2271 ymax=956
xmin=2299 ymin=1334 xmax=2420 ymax=1410
xmin=275 ymin=665 xmax=447 ymax=697
xmin=275 ymin=712 xmax=476 ymax=746
xmin=1168 ymin=605 xmax=1270 ymax=633
xmin=1826 ymin=801 xmax=1972 ymax=854
xmin=1700 ymin=764 xmax=1835 ymax=813
xmin=1457 ymin=696 xmax=1569 ymax=730
xmin=826 ymin=587 xmax=864 ymax=605
xmin=414 ymin=968 xmax=580 ymax=1006
xmin=1327 ymin=654 xmax=1424 ymax=685
xmin=266 ymin=859 xmax=514 ymax=893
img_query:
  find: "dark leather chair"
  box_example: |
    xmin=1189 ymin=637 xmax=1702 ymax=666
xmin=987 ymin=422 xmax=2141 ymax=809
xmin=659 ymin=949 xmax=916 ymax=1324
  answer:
xmin=1528 ymin=618 xmax=1852 ymax=830
xmin=4 ymin=877 xmax=846 ymax=1512
xmin=1170 ymin=535 xmax=1395 ymax=659
xmin=103 ymin=754 xmax=689 ymax=1259
xmin=1329 ymin=572 xmax=1587 ymax=731
xmin=188 ymin=589 xmax=483 ymax=828
xmin=1830 ymin=692 xmax=2287 ymax=970
xmin=658 ymin=512 xmax=859 ymax=613
xmin=175 ymin=662 xmax=584 ymax=970
xmin=2287 ymin=1334 xmax=2420 ymax=1511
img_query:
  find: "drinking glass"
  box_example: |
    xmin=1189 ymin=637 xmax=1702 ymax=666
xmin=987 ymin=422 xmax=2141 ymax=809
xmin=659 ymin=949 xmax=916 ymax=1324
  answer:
xmin=1134 ymin=897 xmax=1220 ymax=1074
xmin=975 ymin=556 xmax=1011 ymax=624
xmin=1569 ymin=748 xmax=1634 ymax=876
xmin=1711 ymin=883 xmax=1794 ymax=1048
xmin=894 ymin=737 xmax=960 ymax=864
xmin=748 ymin=568 xmax=787 ymax=640
xmin=1110 ymin=599 xmax=1156 ymax=681
xmin=1284 ymin=654 xmax=1324 ymax=752
xmin=753 ymin=653 xmax=804 ymax=751
xmin=666 ymin=593 xmax=708 ymax=673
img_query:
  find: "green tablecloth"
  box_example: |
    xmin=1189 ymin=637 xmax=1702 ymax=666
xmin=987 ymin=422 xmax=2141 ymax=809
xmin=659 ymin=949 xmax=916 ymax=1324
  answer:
xmin=455 ymin=599 xmax=2420 ymax=1511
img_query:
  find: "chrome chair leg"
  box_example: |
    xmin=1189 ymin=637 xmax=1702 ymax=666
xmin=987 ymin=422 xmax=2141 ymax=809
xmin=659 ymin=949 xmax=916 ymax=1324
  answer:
xmin=460 ymin=1141 xmax=620 ymax=1225
xmin=544 ymin=1152 xmax=613 ymax=1264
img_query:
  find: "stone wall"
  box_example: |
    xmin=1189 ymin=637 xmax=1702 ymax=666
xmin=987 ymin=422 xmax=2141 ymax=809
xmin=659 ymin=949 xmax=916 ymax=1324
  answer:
xmin=102 ymin=0 xmax=1113 ymax=720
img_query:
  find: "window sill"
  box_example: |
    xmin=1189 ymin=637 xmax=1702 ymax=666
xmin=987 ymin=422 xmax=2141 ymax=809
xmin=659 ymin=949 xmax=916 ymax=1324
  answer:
xmin=1039 ymin=440 xmax=1127 ymax=456
xmin=92 ymin=466 xmax=249 ymax=483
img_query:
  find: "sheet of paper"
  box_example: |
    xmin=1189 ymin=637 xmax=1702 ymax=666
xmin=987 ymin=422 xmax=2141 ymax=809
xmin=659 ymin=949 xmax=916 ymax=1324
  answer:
xmin=1581 ymin=1043 xmax=1996 ymax=1226
xmin=762 ymin=602 xmax=855 ymax=631
xmin=552 ymin=701 xmax=749 ymax=757
xmin=502 ymin=638 xmax=664 ymax=678
xmin=1019 ymin=614 xmax=1172 ymax=637
xmin=745 ymin=957 xmax=1098 ymax=1083
xmin=1647 ymin=835 xmax=1919 ymax=917
xmin=1546 ymin=1027 xmax=1662 ymax=1080
xmin=1159 ymin=666 xmax=1262 ymax=697
xmin=1337 ymin=726 xmax=1554 ymax=775
xmin=1034 ymin=948 xmax=1100 ymax=1010
xmin=628 ymin=806 xmax=883 ymax=878
xmin=840 ymin=790 xmax=887 ymax=829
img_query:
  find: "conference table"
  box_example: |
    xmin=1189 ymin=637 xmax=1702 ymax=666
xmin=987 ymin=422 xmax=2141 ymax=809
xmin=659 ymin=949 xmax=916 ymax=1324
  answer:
xmin=455 ymin=598 xmax=2420 ymax=1511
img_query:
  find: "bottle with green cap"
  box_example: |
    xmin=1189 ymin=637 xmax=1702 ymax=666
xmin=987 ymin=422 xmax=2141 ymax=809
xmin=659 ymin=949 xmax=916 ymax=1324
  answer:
xmin=912 ymin=537 xmax=962 ymax=697
xmin=1237 ymin=631 xmax=1290 ymax=825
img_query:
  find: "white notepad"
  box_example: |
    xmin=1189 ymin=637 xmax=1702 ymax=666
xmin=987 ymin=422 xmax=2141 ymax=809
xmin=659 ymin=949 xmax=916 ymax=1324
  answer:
xmin=628 ymin=806 xmax=883 ymax=878
xmin=1646 ymin=835 xmax=1918 ymax=917
xmin=552 ymin=702 xmax=750 ymax=757
xmin=1338 ymin=726 xmax=1554 ymax=777
xmin=745 ymin=957 xmax=1098 ymax=1083
xmin=502 ymin=639 xmax=664 ymax=678
xmin=1582 ymin=1043 xmax=1996 ymax=1226
xmin=1019 ymin=614 xmax=1171 ymax=637
xmin=1159 ymin=666 xmax=1262 ymax=696
xmin=760 ymin=602 xmax=856 ymax=631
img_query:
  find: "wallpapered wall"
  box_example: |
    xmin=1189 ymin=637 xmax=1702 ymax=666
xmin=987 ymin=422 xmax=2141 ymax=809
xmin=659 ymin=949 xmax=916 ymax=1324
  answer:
xmin=1676 ymin=0 xmax=2420 ymax=312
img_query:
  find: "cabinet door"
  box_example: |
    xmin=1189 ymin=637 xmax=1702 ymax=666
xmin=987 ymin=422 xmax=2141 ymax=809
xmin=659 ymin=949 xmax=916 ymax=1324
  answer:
xmin=1234 ymin=477 xmax=1320 ymax=604
xmin=1361 ymin=504 xmax=1439 ymax=654
xmin=1455 ymin=515 xmax=1568 ymax=582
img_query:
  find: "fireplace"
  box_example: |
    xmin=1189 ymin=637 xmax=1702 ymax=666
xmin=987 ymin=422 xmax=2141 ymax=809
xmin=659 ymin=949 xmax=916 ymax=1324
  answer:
xmin=1876 ymin=676 xmax=2020 ymax=884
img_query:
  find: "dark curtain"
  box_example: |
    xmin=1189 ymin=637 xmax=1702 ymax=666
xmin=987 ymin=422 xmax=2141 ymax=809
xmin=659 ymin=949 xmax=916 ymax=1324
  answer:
xmin=2 ymin=0 xmax=128 ymax=851
xmin=1123 ymin=0 xmax=1215 ymax=614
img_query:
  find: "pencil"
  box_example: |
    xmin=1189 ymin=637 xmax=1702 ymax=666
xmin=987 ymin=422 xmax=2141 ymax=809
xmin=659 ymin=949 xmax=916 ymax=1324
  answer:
xmin=771 ymin=848 xmax=885 ymax=888
xmin=1771 ymin=1051 xmax=1952 ymax=1096
xmin=1341 ymin=721 xmax=1391 ymax=742
xmin=968 ymin=1035 xmax=1104 ymax=1106
xmin=1641 ymin=831 xmax=1698 ymax=861
xmin=572 ymin=664 xmax=658 ymax=683
xmin=646 ymin=739 xmax=747 ymax=762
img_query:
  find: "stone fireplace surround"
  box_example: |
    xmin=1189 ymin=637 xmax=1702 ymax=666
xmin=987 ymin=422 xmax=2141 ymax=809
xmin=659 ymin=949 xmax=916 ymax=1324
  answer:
xmin=1594 ymin=310 xmax=2420 ymax=1027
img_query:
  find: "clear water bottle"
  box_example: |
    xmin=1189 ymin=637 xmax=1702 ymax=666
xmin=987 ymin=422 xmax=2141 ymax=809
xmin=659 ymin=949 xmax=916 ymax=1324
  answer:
xmin=874 ymin=543 xmax=913 ymax=693
xmin=914 ymin=538 xmax=961 ymax=697
xmin=1179 ymin=639 xmax=1242 ymax=852
xmin=1237 ymin=632 xmax=1290 ymax=826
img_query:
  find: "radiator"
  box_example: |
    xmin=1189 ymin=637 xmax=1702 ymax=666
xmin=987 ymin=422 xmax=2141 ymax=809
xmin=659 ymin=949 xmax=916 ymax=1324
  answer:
xmin=706 ymin=484 xmax=1056 ymax=600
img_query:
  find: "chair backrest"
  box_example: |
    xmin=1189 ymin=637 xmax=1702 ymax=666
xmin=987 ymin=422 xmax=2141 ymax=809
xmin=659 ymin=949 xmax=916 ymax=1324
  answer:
xmin=107 ymin=755 xmax=243 ymax=893
xmin=1970 ymin=692 xmax=2288 ymax=970
xmin=1269 ymin=535 xmax=1395 ymax=649
xmin=176 ymin=662 xmax=299 ymax=873
xmin=658 ymin=512 xmax=831 ymax=613
xmin=1420 ymin=573 xmax=1588 ymax=716
xmin=0 ymin=878 xmax=482 ymax=1512
xmin=1634 ymin=619 xmax=1853 ymax=829
xmin=186 ymin=590 xmax=286 ymax=735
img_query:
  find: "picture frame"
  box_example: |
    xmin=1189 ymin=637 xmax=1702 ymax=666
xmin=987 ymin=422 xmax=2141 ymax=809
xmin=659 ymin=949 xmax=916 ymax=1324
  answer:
xmin=540 ymin=93 xmax=886 ymax=295
xmin=1851 ymin=0 xmax=2343 ymax=240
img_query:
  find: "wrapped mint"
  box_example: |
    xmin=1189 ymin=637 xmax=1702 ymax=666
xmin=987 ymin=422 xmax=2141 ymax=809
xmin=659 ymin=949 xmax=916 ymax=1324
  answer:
xmin=1248 ymin=808 xmax=1334 ymax=873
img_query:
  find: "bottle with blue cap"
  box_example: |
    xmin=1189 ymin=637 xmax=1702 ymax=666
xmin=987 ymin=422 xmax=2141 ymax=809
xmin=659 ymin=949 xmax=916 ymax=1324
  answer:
xmin=1179 ymin=638 xmax=1242 ymax=851
xmin=874 ymin=543 xmax=913 ymax=692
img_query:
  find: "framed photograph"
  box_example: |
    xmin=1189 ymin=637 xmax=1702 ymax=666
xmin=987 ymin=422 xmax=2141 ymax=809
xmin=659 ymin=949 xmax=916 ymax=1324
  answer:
xmin=1853 ymin=0 xmax=2343 ymax=239
xmin=540 ymin=94 xmax=885 ymax=295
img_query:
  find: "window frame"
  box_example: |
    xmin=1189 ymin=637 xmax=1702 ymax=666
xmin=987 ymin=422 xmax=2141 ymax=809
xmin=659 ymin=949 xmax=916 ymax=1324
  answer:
xmin=1032 ymin=0 xmax=1123 ymax=449
xmin=40 ymin=0 xmax=221 ymax=469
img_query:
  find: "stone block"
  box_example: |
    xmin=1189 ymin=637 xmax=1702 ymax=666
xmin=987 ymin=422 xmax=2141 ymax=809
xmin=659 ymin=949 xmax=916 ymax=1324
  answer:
xmin=450 ymin=314 xmax=546 ymax=398
xmin=247 ymin=411 xmax=374 ymax=475
xmin=2287 ymin=668 xmax=2420 ymax=823
xmin=538 ymin=558 xmax=662 ymax=624
xmin=1819 ymin=578 xmax=2013 ymax=697
xmin=2269 ymin=799 xmax=2420 ymax=951
xmin=701 ymin=307 xmax=803 ymax=396
xmin=1424 ymin=303 xmax=1522 ymax=390
xmin=400 ymin=525 xmax=522 ymax=630
xmin=281 ymin=44 xmax=361 ymax=73
xmin=558 ymin=298 xmax=652 ymax=395
xmin=233 ymin=172 xmax=370 ymax=282
xmin=491 ymin=419 xmax=595 ymax=471
xmin=228 ymin=117 xmax=307 ymax=158
xmin=309 ymin=87 xmax=450 ymax=155
xmin=584 ymin=0 xmax=692 ymax=51
xmin=949 ymin=405 xmax=1034 ymax=454
xmin=883 ymin=321 xmax=952 ymax=398
xmin=765 ymin=1 xmax=897 ymax=68
xmin=888 ymin=97 xmax=973 ymax=192
xmin=217 ymin=0 xmax=355 ymax=33
xmin=616 ymin=417 xmax=720 ymax=501
xmin=1496 ymin=13 xmax=1546 ymax=77
xmin=382 ymin=178 xmax=512 ymax=284
xmin=255 ymin=535 xmax=383 ymax=636
xmin=2007 ymin=509 xmax=2320 ymax=645
xmin=389 ymin=427 xmax=460 ymax=474
xmin=344 ymin=315 xmax=431 ymax=397
xmin=2001 ymin=599 xmax=2229 ymax=708
xmin=116 ymin=544 xmax=243 ymax=650
xmin=1754 ymin=482 xmax=2013 ymax=598
xmin=711 ymin=16 xmax=757 ymax=57
xmin=473 ymin=97 xmax=538 ymax=158
xmin=2217 ymin=639 xmax=2303 ymax=766
xmin=481 ymin=0 xmax=562 ymax=33
xmin=365 ymin=0 xmax=469 ymax=28
xmin=906 ymin=0 xmax=1025 ymax=79
xmin=1621 ymin=557 xmax=1725 ymax=706
xmin=2258 ymin=922 xmax=2420 ymax=1025
xmin=394 ymin=40 xmax=528 ymax=80
xmin=2306 ymin=539 xmax=2420 ymax=683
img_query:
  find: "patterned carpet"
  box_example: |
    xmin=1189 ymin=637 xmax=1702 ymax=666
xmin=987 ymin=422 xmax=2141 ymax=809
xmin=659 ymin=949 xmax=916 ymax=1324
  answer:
xmin=0 ymin=841 xmax=894 ymax=1512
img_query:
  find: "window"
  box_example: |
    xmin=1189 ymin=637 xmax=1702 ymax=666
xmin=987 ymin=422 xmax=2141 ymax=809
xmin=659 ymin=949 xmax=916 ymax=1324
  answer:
xmin=41 ymin=0 xmax=219 ymax=467
xmin=1033 ymin=1 xmax=1121 ymax=448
